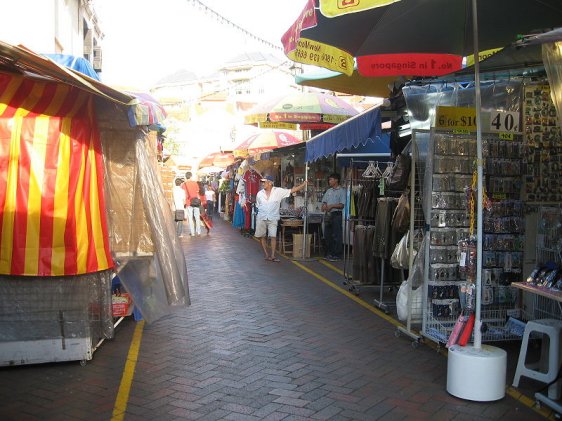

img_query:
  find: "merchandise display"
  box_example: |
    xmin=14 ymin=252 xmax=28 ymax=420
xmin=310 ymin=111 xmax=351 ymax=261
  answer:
xmin=423 ymin=130 xmax=523 ymax=345
xmin=522 ymin=84 xmax=562 ymax=203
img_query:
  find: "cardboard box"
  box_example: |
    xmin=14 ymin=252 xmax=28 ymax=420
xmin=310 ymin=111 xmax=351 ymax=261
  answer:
xmin=292 ymin=234 xmax=311 ymax=258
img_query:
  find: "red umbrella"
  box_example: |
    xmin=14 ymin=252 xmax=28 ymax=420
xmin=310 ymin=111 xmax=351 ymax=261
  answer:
xmin=233 ymin=130 xmax=303 ymax=157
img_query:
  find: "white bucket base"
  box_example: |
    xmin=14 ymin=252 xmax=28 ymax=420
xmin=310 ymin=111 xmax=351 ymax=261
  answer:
xmin=447 ymin=344 xmax=507 ymax=401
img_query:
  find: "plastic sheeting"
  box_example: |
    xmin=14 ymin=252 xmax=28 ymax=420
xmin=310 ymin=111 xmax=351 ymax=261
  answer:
xmin=543 ymin=42 xmax=562 ymax=129
xmin=403 ymin=81 xmax=524 ymax=221
xmin=102 ymin=129 xmax=189 ymax=322
xmin=0 ymin=270 xmax=113 ymax=342
xmin=403 ymin=81 xmax=523 ymax=133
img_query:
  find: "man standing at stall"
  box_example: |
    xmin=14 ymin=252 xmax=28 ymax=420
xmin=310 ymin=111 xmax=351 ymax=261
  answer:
xmin=255 ymin=175 xmax=308 ymax=262
xmin=321 ymin=173 xmax=346 ymax=261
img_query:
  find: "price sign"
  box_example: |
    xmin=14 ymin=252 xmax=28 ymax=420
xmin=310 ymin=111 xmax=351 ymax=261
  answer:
xmin=435 ymin=106 xmax=477 ymax=130
xmin=498 ymin=132 xmax=514 ymax=141
xmin=489 ymin=111 xmax=520 ymax=133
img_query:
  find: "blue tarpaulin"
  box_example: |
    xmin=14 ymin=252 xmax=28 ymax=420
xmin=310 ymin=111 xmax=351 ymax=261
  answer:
xmin=43 ymin=54 xmax=101 ymax=80
xmin=305 ymin=106 xmax=388 ymax=162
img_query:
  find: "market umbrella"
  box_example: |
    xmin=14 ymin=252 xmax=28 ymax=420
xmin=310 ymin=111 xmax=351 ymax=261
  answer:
xmin=233 ymin=130 xmax=303 ymax=157
xmin=283 ymin=0 xmax=562 ymax=78
xmin=125 ymin=91 xmax=167 ymax=126
xmin=199 ymin=152 xmax=236 ymax=169
xmin=296 ymin=66 xmax=404 ymax=98
xmin=244 ymin=91 xmax=359 ymax=131
xmin=197 ymin=166 xmax=225 ymax=175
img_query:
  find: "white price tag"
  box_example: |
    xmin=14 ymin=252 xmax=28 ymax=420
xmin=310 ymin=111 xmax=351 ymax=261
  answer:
xmin=489 ymin=111 xmax=520 ymax=133
xmin=459 ymin=252 xmax=467 ymax=267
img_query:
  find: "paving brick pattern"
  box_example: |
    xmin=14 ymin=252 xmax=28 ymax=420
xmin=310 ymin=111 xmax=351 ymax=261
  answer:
xmin=0 ymin=218 xmax=548 ymax=420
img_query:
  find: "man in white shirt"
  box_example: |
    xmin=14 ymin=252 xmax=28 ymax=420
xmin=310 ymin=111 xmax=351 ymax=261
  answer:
xmin=172 ymin=178 xmax=186 ymax=237
xmin=255 ymin=175 xmax=308 ymax=262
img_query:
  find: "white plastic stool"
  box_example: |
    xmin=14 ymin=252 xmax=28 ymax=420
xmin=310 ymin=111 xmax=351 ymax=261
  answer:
xmin=512 ymin=318 xmax=562 ymax=399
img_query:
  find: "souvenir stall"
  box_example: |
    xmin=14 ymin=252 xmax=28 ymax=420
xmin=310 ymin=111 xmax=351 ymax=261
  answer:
xmin=267 ymin=143 xmax=330 ymax=258
xmin=231 ymin=159 xmax=263 ymax=236
xmin=0 ymin=42 xmax=189 ymax=366
xmin=399 ymin=35 xmax=562 ymax=406
xmin=304 ymin=106 xmax=403 ymax=278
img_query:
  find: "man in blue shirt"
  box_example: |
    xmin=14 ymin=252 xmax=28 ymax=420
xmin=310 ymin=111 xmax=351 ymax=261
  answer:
xmin=321 ymin=173 xmax=346 ymax=261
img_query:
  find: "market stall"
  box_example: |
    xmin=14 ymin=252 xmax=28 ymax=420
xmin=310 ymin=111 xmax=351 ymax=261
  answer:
xmin=0 ymin=42 xmax=189 ymax=366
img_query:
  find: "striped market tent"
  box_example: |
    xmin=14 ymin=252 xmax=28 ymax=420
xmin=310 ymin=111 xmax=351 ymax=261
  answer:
xmin=0 ymin=73 xmax=112 ymax=276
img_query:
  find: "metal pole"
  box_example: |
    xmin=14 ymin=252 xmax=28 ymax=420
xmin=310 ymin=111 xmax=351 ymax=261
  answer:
xmin=472 ymin=0 xmax=483 ymax=349
xmin=301 ymin=130 xmax=310 ymax=260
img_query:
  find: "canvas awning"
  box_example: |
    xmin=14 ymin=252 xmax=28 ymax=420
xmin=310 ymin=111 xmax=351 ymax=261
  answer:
xmin=305 ymin=106 xmax=388 ymax=162
xmin=0 ymin=41 xmax=166 ymax=127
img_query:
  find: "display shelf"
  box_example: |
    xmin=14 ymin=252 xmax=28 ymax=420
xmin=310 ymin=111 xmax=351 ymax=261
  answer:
xmin=422 ymin=130 xmax=523 ymax=344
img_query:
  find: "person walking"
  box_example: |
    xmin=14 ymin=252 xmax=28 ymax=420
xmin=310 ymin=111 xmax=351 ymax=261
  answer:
xmin=198 ymin=182 xmax=210 ymax=235
xmin=321 ymin=173 xmax=346 ymax=261
xmin=204 ymin=184 xmax=216 ymax=218
xmin=255 ymin=175 xmax=308 ymax=262
xmin=182 ymin=172 xmax=202 ymax=237
xmin=172 ymin=178 xmax=186 ymax=237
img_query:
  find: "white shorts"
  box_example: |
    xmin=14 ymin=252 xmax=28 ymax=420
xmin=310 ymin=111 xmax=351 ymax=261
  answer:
xmin=255 ymin=219 xmax=278 ymax=238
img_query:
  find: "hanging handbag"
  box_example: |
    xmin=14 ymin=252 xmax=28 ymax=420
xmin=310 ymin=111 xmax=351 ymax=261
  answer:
xmin=385 ymin=153 xmax=411 ymax=191
xmin=391 ymin=231 xmax=411 ymax=269
xmin=190 ymin=197 xmax=201 ymax=207
xmin=391 ymin=190 xmax=410 ymax=234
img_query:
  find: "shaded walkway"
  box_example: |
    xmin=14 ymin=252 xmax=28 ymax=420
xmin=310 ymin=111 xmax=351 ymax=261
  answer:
xmin=0 ymin=217 xmax=549 ymax=420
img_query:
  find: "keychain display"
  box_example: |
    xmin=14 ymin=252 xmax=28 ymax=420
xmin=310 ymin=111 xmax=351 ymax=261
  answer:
xmin=426 ymin=130 xmax=524 ymax=345
xmin=522 ymin=84 xmax=562 ymax=203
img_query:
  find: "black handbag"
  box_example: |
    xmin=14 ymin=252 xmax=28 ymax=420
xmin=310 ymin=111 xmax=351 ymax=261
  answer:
xmin=385 ymin=153 xmax=411 ymax=191
xmin=190 ymin=197 xmax=201 ymax=207
xmin=175 ymin=209 xmax=185 ymax=221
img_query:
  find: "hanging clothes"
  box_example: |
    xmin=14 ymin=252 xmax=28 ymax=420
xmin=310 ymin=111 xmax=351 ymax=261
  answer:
xmin=232 ymin=200 xmax=245 ymax=229
xmin=352 ymin=225 xmax=377 ymax=284
xmin=243 ymin=168 xmax=262 ymax=204
xmin=372 ymin=197 xmax=400 ymax=259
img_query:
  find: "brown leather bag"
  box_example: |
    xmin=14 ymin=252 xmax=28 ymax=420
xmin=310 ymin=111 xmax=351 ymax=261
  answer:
xmin=391 ymin=190 xmax=410 ymax=234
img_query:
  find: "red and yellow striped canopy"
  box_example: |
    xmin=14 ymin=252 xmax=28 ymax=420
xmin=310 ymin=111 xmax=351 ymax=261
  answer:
xmin=0 ymin=74 xmax=112 ymax=276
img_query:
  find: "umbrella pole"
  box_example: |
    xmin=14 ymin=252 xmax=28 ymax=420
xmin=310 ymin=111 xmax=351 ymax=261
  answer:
xmin=446 ymin=0 xmax=507 ymax=403
xmin=301 ymin=162 xmax=309 ymax=260
xmin=472 ymin=0 xmax=483 ymax=351
xmin=300 ymin=129 xmax=310 ymax=260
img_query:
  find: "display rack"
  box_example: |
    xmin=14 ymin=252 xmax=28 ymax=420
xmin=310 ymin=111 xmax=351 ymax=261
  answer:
xmin=421 ymin=129 xmax=524 ymax=346
xmin=396 ymin=136 xmax=426 ymax=346
xmin=340 ymin=158 xmax=399 ymax=311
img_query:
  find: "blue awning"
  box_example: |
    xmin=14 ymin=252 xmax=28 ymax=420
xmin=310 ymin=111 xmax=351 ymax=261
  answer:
xmin=305 ymin=106 xmax=387 ymax=162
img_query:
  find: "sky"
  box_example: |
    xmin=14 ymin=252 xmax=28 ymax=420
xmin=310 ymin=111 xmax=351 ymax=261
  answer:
xmin=94 ymin=0 xmax=309 ymax=89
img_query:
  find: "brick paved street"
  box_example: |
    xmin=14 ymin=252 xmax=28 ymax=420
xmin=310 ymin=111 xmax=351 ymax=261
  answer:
xmin=0 ymin=217 xmax=551 ymax=420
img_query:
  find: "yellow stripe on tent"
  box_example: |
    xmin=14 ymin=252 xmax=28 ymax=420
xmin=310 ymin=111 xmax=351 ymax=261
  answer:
xmin=24 ymin=116 xmax=49 ymax=275
xmin=0 ymin=116 xmax=22 ymax=273
xmin=74 ymin=124 xmax=88 ymax=274
xmin=51 ymin=120 xmax=71 ymax=275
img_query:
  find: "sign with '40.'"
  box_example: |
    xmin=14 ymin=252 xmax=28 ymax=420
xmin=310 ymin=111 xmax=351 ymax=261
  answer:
xmin=489 ymin=111 xmax=520 ymax=133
